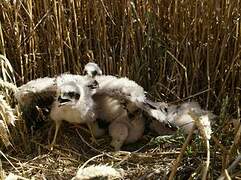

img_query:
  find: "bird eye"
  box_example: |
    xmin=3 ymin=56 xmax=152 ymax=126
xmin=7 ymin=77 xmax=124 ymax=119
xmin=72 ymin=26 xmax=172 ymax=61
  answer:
xmin=91 ymin=70 xmax=97 ymax=77
xmin=74 ymin=93 xmax=80 ymax=100
xmin=67 ymin=91 xmax=75 ymax=98
xmin=66 ymin=91 xmax=80 ymax=100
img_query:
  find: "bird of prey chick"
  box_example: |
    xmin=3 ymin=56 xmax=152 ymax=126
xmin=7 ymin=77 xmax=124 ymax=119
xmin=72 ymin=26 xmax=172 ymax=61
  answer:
xmin=15 ymin=73 xmax=98 ymax=146
xmin=166 ymin=101 xmax=214 ymax=134
xmin=109 ymin=103 xmax=145 ymax=151
xmin=49 ymin=74 xmax=97 ymax=145
xmin=90 ymin=73 xmax=168 ymax=150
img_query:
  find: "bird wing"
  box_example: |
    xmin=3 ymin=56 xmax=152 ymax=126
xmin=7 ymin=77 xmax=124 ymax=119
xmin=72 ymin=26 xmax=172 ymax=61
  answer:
xmin=15 ymin=77 xmax=57 ymax=130
xmin=94 ymin=75 xmax=168 ymax=123
xmin=15 ymin=77 xmax=57 ymax=107
xmin=15 ymin=74 xmax=97 ymax=107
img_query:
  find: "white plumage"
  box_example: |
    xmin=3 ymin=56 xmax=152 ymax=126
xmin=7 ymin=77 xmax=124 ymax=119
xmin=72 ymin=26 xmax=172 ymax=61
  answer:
xmin=49 ymin=75 xmax=97 ymax=145
xmin=84 ymin=62 xmax=102 ymax=77
xmin=166 ymin=101 xmax=214 ymax=134
xmin=15 ymin=73 xmax=98 ymax=146
xmin=109 ymin=103 xmax=145 ymax=150
xmin=15 ymin=63 xmax=215 ymax=150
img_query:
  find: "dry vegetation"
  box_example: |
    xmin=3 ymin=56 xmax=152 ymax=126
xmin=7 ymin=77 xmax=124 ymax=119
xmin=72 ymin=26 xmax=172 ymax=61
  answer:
xmin=0 ymin=0 xmax=240 ymax=179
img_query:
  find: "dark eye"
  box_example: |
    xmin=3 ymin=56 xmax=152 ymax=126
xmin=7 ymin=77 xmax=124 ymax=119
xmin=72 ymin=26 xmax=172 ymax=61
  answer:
xmin=74 ymin=93 xmax=80 ymax=100
xmin=91 ymin=70 xmax=97 ymax=77
xmin=66 ymin=91 xmax=80 ymax=100
xmin=67 ymin=92 xmax=76 ymax=98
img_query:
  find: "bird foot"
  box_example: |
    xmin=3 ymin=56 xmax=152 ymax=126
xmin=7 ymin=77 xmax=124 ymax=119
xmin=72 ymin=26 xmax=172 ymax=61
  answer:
xmin=89 ymin=136 xmax=100 ymax=145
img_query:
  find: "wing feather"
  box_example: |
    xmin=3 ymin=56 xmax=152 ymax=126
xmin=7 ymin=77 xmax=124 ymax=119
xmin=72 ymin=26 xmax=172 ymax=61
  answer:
xmin=15 ymin=77 xmax=57 ymax=106
xmin=15 ymin=77 xmax=57 ymax=130
xmin=94 ymin=75 xmax=168 ymax=123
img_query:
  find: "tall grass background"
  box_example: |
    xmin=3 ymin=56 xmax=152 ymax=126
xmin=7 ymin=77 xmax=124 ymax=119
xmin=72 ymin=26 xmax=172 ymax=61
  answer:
xmin=1 ymin=0 xmax=240 ymax=112
xmin=0 ymin=0 xmax=240 ymax=106
xmin=0 ymin=0 xmax=240 ymax=178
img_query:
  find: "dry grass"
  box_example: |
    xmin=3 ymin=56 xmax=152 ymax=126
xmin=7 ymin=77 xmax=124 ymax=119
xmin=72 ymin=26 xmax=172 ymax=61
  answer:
xmin=0 ymin=0 xmax=240 ymax=179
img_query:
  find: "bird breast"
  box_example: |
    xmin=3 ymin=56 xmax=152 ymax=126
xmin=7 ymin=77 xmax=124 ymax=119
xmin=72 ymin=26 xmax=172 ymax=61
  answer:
xmin=124 ymin=113 xmax=145 ymax=144
xmin=109 ymin=111 xmax=145 ymax=144
xmin=50 ymin=101 xmax=95 ymax=124
xmin=93 ymin=95 xmax=126 ymax=123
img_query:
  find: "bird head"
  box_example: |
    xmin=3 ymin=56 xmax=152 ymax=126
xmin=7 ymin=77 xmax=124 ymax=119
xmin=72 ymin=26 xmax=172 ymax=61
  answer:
xmin=166 ymin=105 xmax=178 ymax=123
xmin=84 ymin=62 xmax=102 ymax=78
xmin=57 ymin=81 xmax=81 ymax=106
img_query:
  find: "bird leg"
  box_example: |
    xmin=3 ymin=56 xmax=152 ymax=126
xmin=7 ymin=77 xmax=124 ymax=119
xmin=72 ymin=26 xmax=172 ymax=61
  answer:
xmin=109 ymin=122 xmax=128 ymax=151
xmin=110 ymin=139 xmax=124 ymax=151
xmin=87 ymin=122 xmax=99 ymax=145
xmin=50 ymin=120 xmax=62 ymax=149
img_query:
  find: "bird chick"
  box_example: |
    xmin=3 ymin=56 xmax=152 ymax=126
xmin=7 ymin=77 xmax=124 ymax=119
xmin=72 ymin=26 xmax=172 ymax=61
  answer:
xmin=49 ymin=77 xmax=96 ymax=146
xmin=109 ymin=104 xmax=145 ymax=151
xmin=166 ymin=101 xmax=213 ymax=134
xmin=93 ymin=73 xmax=168 ymax=126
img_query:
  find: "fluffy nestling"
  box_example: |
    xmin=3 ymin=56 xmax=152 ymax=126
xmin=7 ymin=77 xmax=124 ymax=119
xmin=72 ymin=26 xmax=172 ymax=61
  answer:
xmin=166 ymin=101 xmax=215 ymax=134
xmin=108 ymin=103 xmax=145 ymax=151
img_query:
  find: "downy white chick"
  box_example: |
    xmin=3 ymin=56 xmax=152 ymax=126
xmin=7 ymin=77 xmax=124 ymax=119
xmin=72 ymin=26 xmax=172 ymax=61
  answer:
xmin=92 ymin=74 xmax=168 ymax=124
xmin=166 ymin=101 xmax=214 ymax=134
xmin=49 ymin=75 xmax=97 ymax=145
xmin=108 ymin=103 xmax=145 ymax=151
xmin=15 ymin=74 xmax=98 ymax=146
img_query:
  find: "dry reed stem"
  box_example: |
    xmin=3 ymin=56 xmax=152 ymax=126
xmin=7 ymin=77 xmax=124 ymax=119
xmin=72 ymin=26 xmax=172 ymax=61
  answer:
xmin=0 ymin=150 xmax=20 ymax=174
xmin=188 ymin=111 xmax=212 ymax=180
xmin=224 ymin=169 xmax=232 ymax=180
xmin=202 ymin=137 xmax=210 ymax=180
xmin=168 ymin=125 xmax=195 ymax=180
xmin=0 ymin=0 xmax=239 ymax=106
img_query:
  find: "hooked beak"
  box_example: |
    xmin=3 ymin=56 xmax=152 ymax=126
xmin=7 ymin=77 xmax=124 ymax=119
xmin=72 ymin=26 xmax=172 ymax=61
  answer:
xmin=87 ymin=80 xmax=99 ymax=89
xmin=57 ymin=96 xmax=73 ymax=106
